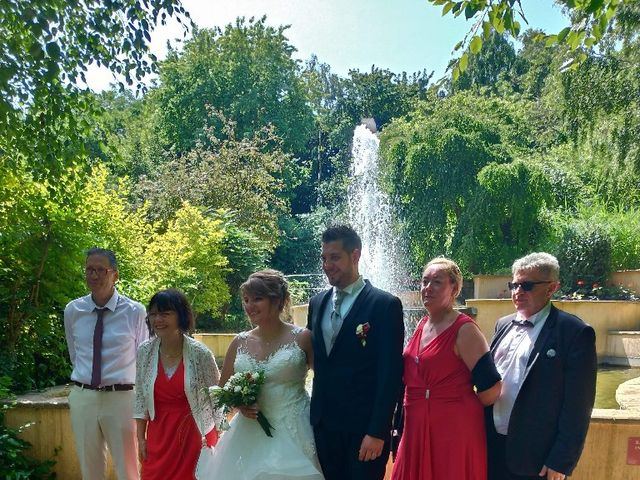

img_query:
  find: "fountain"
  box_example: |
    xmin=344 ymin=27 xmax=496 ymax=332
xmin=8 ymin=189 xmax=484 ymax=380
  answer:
xmin=346 ymin=123 xmax=427 ymax=339
xmin=347 ymin=123 xmax=406 ymax=295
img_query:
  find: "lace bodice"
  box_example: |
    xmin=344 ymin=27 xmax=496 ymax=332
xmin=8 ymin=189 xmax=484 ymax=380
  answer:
xmin=234 ymin=327 xmax=316 ymax=458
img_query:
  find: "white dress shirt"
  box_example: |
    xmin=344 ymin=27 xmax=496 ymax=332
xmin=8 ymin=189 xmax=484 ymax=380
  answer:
xmin=493 ymin=302 xmax=552 ymax=434
xmin=64 ymin=288 xmax=148 ymax=385
xmin=322 ymin=276 xmax=367 ymax=354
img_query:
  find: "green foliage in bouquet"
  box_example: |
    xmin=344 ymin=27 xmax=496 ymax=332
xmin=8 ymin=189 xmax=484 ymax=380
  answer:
xmin=207 ymin=371 xmax=274 ymax=437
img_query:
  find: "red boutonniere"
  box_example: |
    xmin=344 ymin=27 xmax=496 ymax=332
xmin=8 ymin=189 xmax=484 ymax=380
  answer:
xmin=355 ymin=322 xmax=370 ymax=347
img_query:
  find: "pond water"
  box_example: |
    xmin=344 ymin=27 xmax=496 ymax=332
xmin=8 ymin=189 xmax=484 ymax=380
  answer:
xmin=594 ymin=366 xmax=640 ymax=409
xmin=302 ymin=366 xmax=639 ymax=409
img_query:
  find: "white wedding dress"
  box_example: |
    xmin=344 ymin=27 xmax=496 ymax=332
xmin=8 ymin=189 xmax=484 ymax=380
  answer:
xmin=196 ymin=327 xmax=324 ymax=479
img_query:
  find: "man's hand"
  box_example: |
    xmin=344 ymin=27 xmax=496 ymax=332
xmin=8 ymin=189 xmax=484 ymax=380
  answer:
xmin=539 ymin=465 xmax=566 ymax=480
xmin=358 ymin=435 xmax=384 ymax=461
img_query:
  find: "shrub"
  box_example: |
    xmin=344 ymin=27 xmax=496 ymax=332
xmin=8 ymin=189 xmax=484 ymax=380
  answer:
xmin=554 ymin=221 xmax=612 ymax=293
xmin=0 ymin=378 xmax=56 ymax=479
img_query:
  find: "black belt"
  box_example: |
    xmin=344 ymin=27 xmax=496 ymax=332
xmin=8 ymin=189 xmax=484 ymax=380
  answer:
xmin=73 ymin=381 xmax=134 ymax=391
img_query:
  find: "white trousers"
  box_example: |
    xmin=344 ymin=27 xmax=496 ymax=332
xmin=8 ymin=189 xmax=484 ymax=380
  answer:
xmin=68 ymin=386 xmax=139 ymax=480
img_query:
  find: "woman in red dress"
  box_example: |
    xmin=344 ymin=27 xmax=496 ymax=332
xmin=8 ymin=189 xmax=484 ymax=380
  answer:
xmin=391 ymin=258 xmax=502 ymax=480
xmin=135 ymin=289 xmax=221 ymax=479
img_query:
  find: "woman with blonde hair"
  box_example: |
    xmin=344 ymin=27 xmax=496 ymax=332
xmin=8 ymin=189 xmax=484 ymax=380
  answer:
xmin=197 ymin=269 xmax=324 ymax=479
xmin=392 ymin=258 xmax=502 ymax=480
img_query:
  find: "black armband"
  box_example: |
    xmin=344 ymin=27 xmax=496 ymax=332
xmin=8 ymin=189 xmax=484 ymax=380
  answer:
xmin=472 ymin=351 xmax=501 ymax=392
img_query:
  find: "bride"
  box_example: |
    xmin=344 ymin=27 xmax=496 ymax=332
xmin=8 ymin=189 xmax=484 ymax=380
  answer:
xmin=196 ymin=269 xmax=324 ymax=479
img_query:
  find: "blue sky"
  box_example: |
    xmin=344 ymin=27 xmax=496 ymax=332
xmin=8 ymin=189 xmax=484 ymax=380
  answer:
xmin=86 ymin=0 xmax=570 ymax=91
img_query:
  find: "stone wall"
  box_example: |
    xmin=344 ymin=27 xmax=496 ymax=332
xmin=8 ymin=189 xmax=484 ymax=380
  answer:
xmin=466 ymin=299 xmax=640 ymax=360
xmin=4 ymin=396 xmax=639 ymax=479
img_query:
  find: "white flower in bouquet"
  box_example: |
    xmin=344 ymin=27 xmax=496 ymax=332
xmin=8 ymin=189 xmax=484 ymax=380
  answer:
xmin=205 ymin=370 xmax=274 ymax=437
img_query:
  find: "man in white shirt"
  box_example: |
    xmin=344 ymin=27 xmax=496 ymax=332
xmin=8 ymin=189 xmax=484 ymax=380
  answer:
xmin=486 ymin=252 xmax=596 ymax=480
xmin=64 ymin=248 xmax=148 ymax=480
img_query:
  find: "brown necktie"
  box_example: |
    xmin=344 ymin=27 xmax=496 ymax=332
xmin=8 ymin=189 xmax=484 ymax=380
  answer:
xmin=91 ymin=307 xmax=106 ymax=387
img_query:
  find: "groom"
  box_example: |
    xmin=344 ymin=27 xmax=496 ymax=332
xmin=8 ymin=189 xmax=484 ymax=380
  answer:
xmin=307 ymin=225 xmax=404 ymax=480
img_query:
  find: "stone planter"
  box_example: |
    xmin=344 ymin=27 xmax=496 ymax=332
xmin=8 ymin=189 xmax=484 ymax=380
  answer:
xmin=472 ymin=274 xmax=512 ymax=299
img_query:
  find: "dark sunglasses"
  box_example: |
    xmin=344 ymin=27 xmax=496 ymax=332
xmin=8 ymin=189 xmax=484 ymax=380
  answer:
xmin=508 ymin=281 xmax=552 ymax=291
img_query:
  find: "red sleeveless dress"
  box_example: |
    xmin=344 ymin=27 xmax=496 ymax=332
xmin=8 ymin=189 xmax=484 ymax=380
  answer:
xmin=391 ymin=313 xmax=487 ymax=480
xmin=142 ymin=359 xmax=210 ymax=480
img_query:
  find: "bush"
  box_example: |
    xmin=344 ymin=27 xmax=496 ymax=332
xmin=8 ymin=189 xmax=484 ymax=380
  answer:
xmin=0 ymin=313 xmax=70 ymax=393
xmin=195 ymin=312 xmax=251 ymax=333
xmin=554 ymin=221 xmax=612 ymax=293
xmin=0 ymin=378 xmax=57 ymax=479
xmin=557 ymin=284 xmax=638 ymax=301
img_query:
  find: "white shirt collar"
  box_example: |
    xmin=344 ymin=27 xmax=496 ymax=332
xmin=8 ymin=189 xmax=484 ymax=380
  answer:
xmin=89 ymin=288 xmax=120 ymax=312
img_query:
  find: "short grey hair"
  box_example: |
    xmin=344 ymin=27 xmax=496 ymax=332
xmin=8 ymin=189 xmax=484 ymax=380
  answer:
xmin=512 ymin=252 xmax=560 ymax=281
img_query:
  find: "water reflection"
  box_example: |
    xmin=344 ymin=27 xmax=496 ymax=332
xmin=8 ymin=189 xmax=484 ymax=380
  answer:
xmin=595 ymin=366 xmax=640 ymax=409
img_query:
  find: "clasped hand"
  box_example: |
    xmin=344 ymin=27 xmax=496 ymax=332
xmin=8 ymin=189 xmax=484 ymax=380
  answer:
xmin=238 ymin=404 xmax=259 ymax=420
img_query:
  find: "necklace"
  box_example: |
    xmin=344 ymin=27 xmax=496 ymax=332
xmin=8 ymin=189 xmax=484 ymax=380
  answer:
xmin=160 ymin=347 xmax=182 ymax=359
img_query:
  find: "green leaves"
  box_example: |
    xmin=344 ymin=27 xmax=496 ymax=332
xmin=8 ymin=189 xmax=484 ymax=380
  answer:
xmin=154 ymin=18 xmax=314 ymax=156
xmin=428 ymin=0 xmax=631 ymax=81
xmin=1 ymin=0 xmax=191 ymax=178
xmin=379 ymin=93 xmax=533 ymax=274
xmin=470 ymin=35 xmax=483 ymax=54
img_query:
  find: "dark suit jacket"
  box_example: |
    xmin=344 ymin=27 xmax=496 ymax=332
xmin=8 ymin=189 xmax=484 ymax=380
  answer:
xmin=307 ymin=280 xmax=404 ymax=439
xmin=486 ymin=304 xmax=597 ymax=476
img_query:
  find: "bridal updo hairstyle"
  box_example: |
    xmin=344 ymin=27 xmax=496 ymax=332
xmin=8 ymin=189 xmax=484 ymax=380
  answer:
xmin=240 ymin=269 xmax=292 ymax=321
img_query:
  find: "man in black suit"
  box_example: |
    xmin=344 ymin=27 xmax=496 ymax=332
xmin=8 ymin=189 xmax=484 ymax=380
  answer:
xmin=307 ymin=225 xmax=404 ymax=480
xmin=486 ymin=252 xmax=597 ymax=480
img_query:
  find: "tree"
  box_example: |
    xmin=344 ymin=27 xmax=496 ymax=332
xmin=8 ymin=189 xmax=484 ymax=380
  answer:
xmin=451 ymin=32 xmax=516 ymax=92
xmin=455 ymin=160 xmax=554 ymax=273
xmin=429 ymin=0 xmax=633 ymax=79
xmin=87 ymin=88 xmax=161 ymax=180
xmin=136 ymin=113 xmax=291 ymax=249
xmin=379 ymin=92 xmax=533 ymax=273
xmin=153 ymin=17 xmax=314 ymax=156
xmin=143 ymin=203 xmax=230 ymax=317
xmin=511 ymin=29 xmax=563 ymax=98
xmin=1 ymin=0 xmax=190 ymax=174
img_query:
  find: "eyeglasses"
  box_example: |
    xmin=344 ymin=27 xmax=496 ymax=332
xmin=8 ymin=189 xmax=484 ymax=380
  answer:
xmin=147 ymin=311 xmax=174 ymax=321
xmin=508 ymin=281 xmax=552 ymax=292
xmin=84 ymin=267 xmax=114 ymax=277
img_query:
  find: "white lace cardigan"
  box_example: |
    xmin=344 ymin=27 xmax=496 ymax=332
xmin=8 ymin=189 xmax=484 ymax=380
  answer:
xmin=134 ymin=335 xmax=221 ymax=436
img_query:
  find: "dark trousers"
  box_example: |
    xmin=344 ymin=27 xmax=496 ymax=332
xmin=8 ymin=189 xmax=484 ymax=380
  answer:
xmin=486 ymin=418 xmax=541 ymax=480
xmin=313 ymin=423 xmax=389 ymax=480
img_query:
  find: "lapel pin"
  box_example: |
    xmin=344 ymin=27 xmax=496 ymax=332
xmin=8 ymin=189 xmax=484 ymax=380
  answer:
xmin=546 ymin=348 xmax=556 ymax=358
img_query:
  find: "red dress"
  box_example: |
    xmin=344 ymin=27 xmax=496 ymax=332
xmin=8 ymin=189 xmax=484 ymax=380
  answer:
xmin=142 ymin=359 xmax=205 ymax=480
xmin=391 ymin=313 xmax=487 ymax=480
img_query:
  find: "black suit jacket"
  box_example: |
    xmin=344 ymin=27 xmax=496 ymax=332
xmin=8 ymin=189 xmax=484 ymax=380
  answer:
xmin=307 ymin=280 xmax=404 ymax=439
xmin=487 ymin=304 xmax=597 ymax=476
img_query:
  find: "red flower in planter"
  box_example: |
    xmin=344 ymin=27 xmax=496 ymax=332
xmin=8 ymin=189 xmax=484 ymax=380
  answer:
xmin=577 ymin=280 xmax=585 ymax=287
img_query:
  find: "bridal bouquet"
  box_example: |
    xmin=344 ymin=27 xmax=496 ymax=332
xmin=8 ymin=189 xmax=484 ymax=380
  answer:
xmin=206 ymin=370 xmax=274 ymax=437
